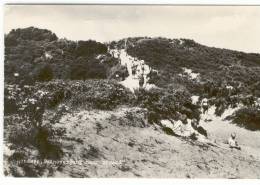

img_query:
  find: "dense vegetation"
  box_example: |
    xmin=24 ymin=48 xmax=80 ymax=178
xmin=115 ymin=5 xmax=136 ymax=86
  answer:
xmin=111 ymin=37 xmax=260 ymax=129
xmin=135 ymin=86 xmax=200 ymax=124
xmin=4 ymin=27 xmax=260 ymax=176
xmin=115 ymin=37 xmax=260 ymax=89
xmin=5 ymin=27 xmax=260 ymax=128
xmin=5 ymin=27 xmax=118 ymax=85
xmin=226 ymin=107 xmax=260 ymax=131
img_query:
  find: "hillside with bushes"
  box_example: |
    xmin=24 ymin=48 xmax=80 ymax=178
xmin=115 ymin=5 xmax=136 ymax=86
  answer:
xmin=5 ymin=27 xmax=117 ymax=85
xmin=4 ymin=27 xmax=260 ymax=177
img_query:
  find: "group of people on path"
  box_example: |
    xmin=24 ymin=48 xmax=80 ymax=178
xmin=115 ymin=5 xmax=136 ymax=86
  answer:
xmin=162 ymin=112 xmax=242 ymax=151
xmin=162 ymin=114 xmax=209 ymax=142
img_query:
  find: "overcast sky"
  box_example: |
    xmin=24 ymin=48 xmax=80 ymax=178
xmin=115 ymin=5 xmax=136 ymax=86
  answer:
xmin=4 ymin=5 xmax=260 ymax=53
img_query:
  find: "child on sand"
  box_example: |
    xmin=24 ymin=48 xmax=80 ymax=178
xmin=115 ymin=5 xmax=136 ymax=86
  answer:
xmin=228 ymin=133 xmax=241 ymax=150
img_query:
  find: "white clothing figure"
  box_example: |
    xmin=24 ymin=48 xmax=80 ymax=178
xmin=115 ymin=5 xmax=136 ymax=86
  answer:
xmin=228 ymin=133 xmax=241 ymax=150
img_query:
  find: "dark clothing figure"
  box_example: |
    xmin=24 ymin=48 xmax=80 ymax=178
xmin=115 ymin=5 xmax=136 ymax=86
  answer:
xmin=197 ymin=126 xmax=207 ymax=138
xmin=191 ymin=119 xmax=208 ymax=138
xmin=139 ymin=75 xmax=144 ymax=88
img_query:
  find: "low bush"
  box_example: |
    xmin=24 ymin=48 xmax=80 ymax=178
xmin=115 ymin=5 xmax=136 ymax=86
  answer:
xmin=36 ymin=64 xmax=54 ymax=82
xmin=69 ymin=80 xmax=134 ymax=110
xmin=135 ymin=85 xmax=200 ymax=124
xmin=228 ymin=107 xmax=260 ymax=131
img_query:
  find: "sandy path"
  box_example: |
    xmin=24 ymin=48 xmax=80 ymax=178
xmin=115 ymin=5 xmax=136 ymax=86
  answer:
xmin=51 ymin=107 xmax=260 ymax=178
xmin=200 ymin=108 xmax=260 ymax=159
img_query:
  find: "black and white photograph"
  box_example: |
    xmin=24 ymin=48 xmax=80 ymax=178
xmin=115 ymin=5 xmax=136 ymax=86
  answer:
xmin=3 ymin=4 xmax=260 ymax=178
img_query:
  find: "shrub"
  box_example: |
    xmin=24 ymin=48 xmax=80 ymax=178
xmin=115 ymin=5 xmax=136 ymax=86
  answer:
xmin=69 ymin=80 xmax=134 ymax=110
xmin=107 ymin=64 xmax=128 ymax=80
xmin=4 ymin=83 xmax=67 ymax=176
xmin=36 ymin=64 xmax=54 ymax=82
xmin=135 ymin=86 xmax=200 ymax=124
xmin=4 ymin=97 xmax=18 ymax=115
xmin=4 ymin=28 xmax=117 ymax=84
xmin=75 ymin=40 xmax=107 ymax=57
xmin=228 ymin=107 xmax=260 ymax=131
xmin=6 ymin=27 xmax=58 ymax=42
xmin=70 ymin=60 xmax=107 ymax=80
